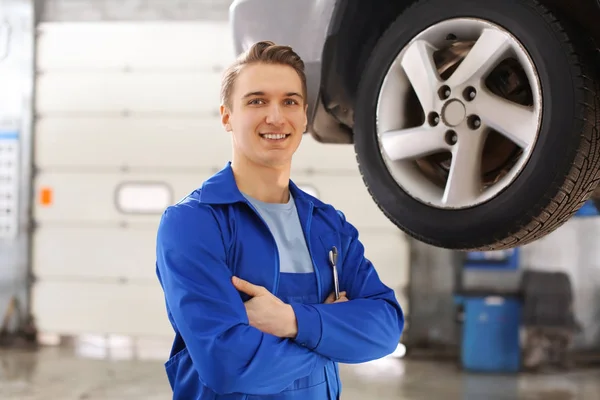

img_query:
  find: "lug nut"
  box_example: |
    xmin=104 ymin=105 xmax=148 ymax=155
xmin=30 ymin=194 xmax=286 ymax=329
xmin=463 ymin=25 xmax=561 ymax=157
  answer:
xmin=428 ymin=112 xmax=440 ymax=126
xmin=468 ymin=115 xmax=481 ymax=130
xmin=463 ymin=86 xmax=477 ymax=101
xmin=438 ymin=85 xmax=451 ymax=100
xmin=445 ymin=130 xmax=458 ymax=145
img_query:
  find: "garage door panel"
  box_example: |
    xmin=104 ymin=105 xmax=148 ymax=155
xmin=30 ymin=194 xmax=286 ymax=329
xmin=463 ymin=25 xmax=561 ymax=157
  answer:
xmin=36 ymin=72 xmax=221 ymax=114
xmin=31 ymin=20 xmax=409 ymax=340
xmin=37 ymin=22 xmax=234 ymax=70
xmin=32 ymin=280 xmax=173 ymax=337
xmin=33 ymin=172 xmax=208 ymax=224
xmin=33 ymin=226 xmax=159 ymax=281
xmin=34 ymin=172 xmax=393 ymax=229
xmin=35 ymin=117 xmax=232 ymax=169
xmin=35 ymin=117 xmax=358 ymax=172
xmin=32 ymin=224 xmax=408 ymax=283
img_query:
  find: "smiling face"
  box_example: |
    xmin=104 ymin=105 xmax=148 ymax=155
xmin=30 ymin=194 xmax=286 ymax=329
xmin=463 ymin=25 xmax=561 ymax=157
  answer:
xmin=220 ymin=62 xmax=308 ymax=170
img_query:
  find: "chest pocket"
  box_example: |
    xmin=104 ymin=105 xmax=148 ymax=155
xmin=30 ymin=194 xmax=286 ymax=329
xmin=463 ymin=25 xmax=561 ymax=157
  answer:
xmin=316 ymin=231 xmax=345 ymax=303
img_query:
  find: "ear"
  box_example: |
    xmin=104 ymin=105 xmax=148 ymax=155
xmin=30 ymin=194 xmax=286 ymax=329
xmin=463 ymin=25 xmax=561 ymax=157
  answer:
xmin=303 ymin=103 xmax=308 ymax=132
xmin=220 ymin=104 xmax=232 ymax=132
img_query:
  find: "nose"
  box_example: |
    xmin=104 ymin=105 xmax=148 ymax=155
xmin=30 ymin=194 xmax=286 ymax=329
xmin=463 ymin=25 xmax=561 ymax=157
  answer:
xmin=265 ymin=103 xmax=285 ymax=126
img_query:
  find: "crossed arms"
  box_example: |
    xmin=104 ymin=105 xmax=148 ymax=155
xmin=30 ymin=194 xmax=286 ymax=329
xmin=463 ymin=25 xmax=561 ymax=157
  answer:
xmin=156 ymin=205 xmax=404 ymax=395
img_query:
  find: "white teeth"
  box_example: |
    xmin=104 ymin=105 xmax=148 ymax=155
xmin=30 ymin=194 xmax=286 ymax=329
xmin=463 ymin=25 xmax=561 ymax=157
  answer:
xmin=262 ymin=134 xmax=287 ymax=140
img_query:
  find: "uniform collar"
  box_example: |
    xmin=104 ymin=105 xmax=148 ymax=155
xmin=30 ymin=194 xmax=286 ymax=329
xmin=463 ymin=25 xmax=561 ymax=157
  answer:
xmin=199 ymin=162 xmax=327 ymax=209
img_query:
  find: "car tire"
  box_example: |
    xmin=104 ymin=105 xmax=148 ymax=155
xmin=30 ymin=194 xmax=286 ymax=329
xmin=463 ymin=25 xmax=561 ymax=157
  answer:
xmin=353 ymin=0 xmax=600 ymax=250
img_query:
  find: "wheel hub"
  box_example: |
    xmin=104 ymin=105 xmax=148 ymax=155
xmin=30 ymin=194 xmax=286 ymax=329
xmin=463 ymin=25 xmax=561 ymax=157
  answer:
xmin=375 ymin=18 xmax=542 ymax=209
xmin=442 ymin=99 xmax=466 ymax=127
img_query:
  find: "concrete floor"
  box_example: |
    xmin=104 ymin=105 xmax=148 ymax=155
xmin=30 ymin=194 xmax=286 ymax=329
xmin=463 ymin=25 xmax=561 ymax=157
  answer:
xmin=1 ymin=346 xmax=600 ymax=400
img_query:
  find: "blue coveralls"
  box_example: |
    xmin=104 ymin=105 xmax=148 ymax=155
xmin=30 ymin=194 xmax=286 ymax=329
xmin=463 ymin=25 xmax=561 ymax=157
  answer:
xmin=155 ymin=162 xmax=405 ymax=399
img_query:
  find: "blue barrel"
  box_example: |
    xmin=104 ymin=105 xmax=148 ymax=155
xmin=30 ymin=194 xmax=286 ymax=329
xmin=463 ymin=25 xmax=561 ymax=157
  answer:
xmin=459 ymin=295 xmax=521 ymax=373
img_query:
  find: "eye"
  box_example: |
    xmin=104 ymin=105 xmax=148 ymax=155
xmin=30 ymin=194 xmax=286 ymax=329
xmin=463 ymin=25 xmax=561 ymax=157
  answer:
xmin=248 ymin=98 xmax=266 ymax=105
xmin=284 ymin=99 xmax=299 ymax=106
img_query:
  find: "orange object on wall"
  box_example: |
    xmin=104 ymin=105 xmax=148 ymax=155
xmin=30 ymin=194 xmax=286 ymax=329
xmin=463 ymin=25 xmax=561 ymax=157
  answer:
xmin=40 ymin=187 xmax=53 ymax=206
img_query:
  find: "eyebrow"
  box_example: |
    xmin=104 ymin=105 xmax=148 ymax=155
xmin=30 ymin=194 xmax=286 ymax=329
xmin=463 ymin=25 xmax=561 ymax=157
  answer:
xmin=242 ymin=91 xmax=304 ymax=99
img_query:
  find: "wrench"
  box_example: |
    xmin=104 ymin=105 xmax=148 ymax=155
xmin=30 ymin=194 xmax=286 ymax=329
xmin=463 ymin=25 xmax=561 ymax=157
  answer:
xmin=328 ymin=246 xmax=340 ymax=301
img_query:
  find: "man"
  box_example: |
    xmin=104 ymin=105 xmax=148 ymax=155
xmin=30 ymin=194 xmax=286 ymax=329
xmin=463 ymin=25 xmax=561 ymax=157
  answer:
xmin=155 ymin=40 xmax=404 ymax=400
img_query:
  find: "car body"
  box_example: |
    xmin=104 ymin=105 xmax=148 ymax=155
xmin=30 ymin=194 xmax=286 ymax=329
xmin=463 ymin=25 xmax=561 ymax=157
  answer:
xmin=230 ymin=0 xmax=600 ymax=250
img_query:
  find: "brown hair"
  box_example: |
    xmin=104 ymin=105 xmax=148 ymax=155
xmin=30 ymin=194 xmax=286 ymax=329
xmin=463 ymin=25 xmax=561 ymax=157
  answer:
xmin=220 ymin=40 xmax=307 ymax=109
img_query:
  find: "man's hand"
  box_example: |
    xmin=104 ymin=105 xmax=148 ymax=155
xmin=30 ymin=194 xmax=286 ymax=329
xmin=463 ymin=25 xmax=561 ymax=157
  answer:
xmin=232 ymin=276 xmax=298 ymax=338
xmin=324 ymin=291 xmax=349 ymax=304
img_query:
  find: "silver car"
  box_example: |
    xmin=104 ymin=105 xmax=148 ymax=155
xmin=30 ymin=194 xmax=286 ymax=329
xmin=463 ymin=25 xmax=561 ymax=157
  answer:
xmin=229 ymin=0 xmax=600 ymax=251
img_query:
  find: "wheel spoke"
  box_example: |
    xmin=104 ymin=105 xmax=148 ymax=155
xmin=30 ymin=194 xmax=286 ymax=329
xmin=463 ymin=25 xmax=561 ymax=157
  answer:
xmin=380 ymin=125 xmax=448 ymax=161
xmin=446 ymin=28 xmax=511 ymax=87
xmin=401 ymin=39 xmax=441 ymax=111
xmin=378 ymin=66 xmax=409 ymax=132
xmin=442 ymin=132 xmax=487 ymax=206
xmin=474 ymin=90 xmax=538 ymax=149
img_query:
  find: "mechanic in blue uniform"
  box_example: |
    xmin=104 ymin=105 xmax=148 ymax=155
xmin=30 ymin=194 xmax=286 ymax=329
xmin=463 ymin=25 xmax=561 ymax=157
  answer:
xmin=155 ymin=40 xmax=405 ymax=400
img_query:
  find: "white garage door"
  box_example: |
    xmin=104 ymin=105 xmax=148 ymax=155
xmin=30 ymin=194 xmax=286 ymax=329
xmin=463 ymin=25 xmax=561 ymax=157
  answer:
xmin=31 ymin=22 xmax=410 ymax=339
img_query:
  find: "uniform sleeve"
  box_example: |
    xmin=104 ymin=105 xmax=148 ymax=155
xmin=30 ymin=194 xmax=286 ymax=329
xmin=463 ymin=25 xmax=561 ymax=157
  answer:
xmin=291 ymin=210 xmax=405 ymax=363
xmin=156 ymin=204 xmax=329 ymax=395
